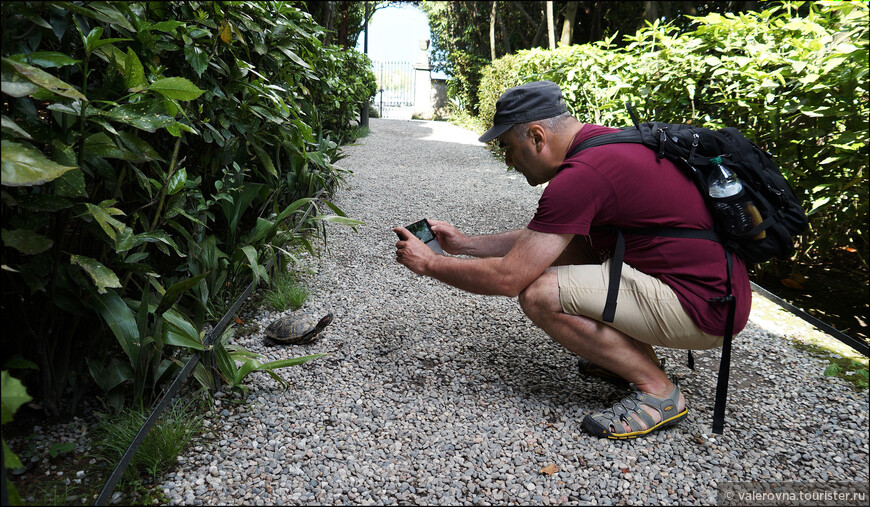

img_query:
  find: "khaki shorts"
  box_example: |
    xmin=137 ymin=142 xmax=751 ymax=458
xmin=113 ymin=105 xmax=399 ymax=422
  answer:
xmin=557 ymin=259 xmax=723 ymax=350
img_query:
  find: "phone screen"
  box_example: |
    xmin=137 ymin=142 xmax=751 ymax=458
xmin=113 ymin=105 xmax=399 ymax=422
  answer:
xmin=398 ymin=219 xmax=444 ymax=254
xmin=405 ymin=219 xmax=435 ymax=243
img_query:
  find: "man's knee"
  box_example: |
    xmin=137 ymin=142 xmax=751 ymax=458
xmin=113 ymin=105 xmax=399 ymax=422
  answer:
xmin=518 ymin=270 xmax=559 ymax=318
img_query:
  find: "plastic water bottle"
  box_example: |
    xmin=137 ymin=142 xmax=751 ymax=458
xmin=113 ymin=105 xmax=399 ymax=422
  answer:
xmin=707 ymin=156 xmax=766 ymax=239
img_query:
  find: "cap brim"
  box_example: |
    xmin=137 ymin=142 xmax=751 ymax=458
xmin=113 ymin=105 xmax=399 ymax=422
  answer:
xmin=478 ymin=123 xmax=513 ymax=143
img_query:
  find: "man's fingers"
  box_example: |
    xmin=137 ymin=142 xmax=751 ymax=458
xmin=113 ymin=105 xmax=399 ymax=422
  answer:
xmin=393 ymin=226 xmax=407 ymax=239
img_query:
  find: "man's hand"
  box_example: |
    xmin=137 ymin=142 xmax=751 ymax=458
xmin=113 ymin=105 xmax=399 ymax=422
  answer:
xmin=393 ymin=226 xmax=436 ymax=275
xmin=428 ymin=220 xmax=466 ymax=255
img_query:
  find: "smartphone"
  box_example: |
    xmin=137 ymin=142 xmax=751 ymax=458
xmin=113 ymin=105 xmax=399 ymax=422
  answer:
xmin=398 ymin=218 xmax=444 ymax=254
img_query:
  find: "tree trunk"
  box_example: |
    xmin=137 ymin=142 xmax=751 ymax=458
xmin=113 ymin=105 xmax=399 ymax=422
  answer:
xmin=661 ymin=1 xmax=672 ymax=21
xmin=590 ymin=1 xmax=602 ymax=42
xmin=546 ymin=1 xmax=555 ymax=50
xmin=532 ymin=5 xmax=547 ymax=48
xmin=322 ymin=1 xmax=335 ymax=45
xmin=497 ymin=4 xmax=512 ymax=54
xmin=337 ymin=1 xmax=351 ymax=49
xmin=560 ymin=1 xmax=579 ymax=47
xmin=490 ymin=1 xmax=497 ymax=61
xmin=643 ymin=1 xmax=658 ymax=24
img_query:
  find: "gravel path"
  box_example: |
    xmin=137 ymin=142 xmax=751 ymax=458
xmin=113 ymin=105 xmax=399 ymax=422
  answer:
xmin=160 ymin=119 xmax=868 ymax=505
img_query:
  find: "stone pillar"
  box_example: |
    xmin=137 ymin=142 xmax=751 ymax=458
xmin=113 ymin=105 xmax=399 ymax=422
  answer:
xmin=413 ymin=39 xmax=434 ymax=120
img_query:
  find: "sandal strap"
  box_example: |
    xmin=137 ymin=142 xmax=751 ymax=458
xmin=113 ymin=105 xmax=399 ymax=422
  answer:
xmin=633 ymin=384 xmax=682 ymax=421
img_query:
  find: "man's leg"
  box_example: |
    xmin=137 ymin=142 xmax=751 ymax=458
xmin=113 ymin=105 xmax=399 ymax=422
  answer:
xmin=518 ymin=269 xmax=685 ymax=430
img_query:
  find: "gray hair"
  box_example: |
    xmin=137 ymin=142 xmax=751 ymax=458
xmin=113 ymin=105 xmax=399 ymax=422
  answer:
xmin=510 ymin=111 xmax=574 ymax=140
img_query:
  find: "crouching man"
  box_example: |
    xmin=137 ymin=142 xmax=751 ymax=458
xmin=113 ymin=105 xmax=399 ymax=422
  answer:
xmin=394 ymin=80 xmax=750 ymax=439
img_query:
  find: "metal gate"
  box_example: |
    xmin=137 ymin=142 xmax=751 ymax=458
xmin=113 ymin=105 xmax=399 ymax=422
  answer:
xmin=372 ymin=60 xmax=415 ymax=119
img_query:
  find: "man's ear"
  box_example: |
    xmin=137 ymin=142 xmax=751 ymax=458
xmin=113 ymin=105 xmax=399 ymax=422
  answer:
xmin=529 ymin=124 xmax=546 ymax=152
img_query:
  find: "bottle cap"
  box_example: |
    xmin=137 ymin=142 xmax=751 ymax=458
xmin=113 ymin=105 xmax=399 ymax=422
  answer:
xmin=710 ymin=156 xmax=722 ymax=164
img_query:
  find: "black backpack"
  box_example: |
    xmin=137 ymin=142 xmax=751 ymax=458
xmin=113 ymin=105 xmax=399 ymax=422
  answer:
xmin=567 ymin=104 xmax=808 ymax=434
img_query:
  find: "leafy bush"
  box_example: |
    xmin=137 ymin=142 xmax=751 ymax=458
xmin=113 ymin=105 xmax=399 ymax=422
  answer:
xmin=1 ymin=1 xmax=375 ymax=414
xmin=477 ymin=2 xmax=868 ymax=270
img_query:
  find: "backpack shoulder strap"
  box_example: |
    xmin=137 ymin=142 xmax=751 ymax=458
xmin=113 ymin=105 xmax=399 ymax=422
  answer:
xmin=566 ymin=129 xmax=644 ymax=160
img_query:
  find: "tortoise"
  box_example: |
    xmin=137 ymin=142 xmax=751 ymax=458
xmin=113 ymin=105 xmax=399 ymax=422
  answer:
xmin=263 ymin=312 xmax=333 ymax=345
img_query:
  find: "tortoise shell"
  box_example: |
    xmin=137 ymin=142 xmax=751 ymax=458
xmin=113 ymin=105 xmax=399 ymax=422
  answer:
xmin=264 ymin=312 xmax=333 ymax=345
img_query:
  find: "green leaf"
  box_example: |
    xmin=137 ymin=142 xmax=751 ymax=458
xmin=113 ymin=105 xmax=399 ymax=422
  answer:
xmin=250 ymin=142 xmax=277 ymax=178
xmin=240 ymin=245 xmax=261 ymax=281
xmin=132 ymin=230 xmax=185 ymax=257
xmin=319 ymin=200 xmax=352 ymax=218
xmin=212 ymin=342 xmax=239 ymax=386
xmin=1 ymin=228 xmax=53 ymax=255
xmin=148 ymin=77 xmax=205 ymax=101
xmin=4 ymin=440 xmax=24 ymax=469
xmin=1 ymin=57 xmax=87 ymax=101
xmin=51 ymin=139 xmax=77 ymax=166
xmin=124 ymin=48 xmax=146 ymax=90
xmin=150 ymin=20 xmax=185 ymax=33
xmin=259 ymin=353 xmax=327 ymax=371
xmin=155 ymin=273 xmax=207 ymax=315
xmin=70 ymin=254 xmax=122 ymax=294
xmin=8 ymin=52 xmax=81 ymax=69
xmin=104 ymin=102 xmax=175 ymax=133
xmin=277 ymin=46 xmax=311 ymax=69
xmin=59 ymin=1 xmax=135 ymax=32
xmin=116 ymin=131 xmax=164 ymax=162
xmin=1 ymin=115 xmax=32 ymax=140
xmin=167 ymin=167 xmax=187 ymax=195
xmin=162 ymin=309 xmax=206 ymax=350
xmin=114 ymin=226 xmax=135 ymax=253
xmin=312 ymin=214 xmax=364 ymax=227
xmin=83 ymin=202 xmax=126 ymax=240
xmin=84 ymin=132 xmax=130 ymax=159
xmin=2 ymin=357 xmax=38 ymax=370
xmin=1 ymin=58 xmax=42 ymax=97
xmin=184 ymin=46 xmax=209 ymax=78
xmin=87 ymin=290 xmax=139 ymax=364
xmin=53 ymin=169 xmax=88 ymax=198
xmin=1 ymin=370 xmax=32 ymax=424
xmin=248 ymin=217 xmax=275 ymax=244
xmin=165 ymin=121 xmax=198 ymax=137
xmin=88 ymin=2 xmax=136 ymax=32
xmin=1 ymin=140 xmax=78 ymax=187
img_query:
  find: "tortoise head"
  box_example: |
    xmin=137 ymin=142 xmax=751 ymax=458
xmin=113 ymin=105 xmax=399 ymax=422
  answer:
xmin=316 ymin=313 xmax=334 ymax=331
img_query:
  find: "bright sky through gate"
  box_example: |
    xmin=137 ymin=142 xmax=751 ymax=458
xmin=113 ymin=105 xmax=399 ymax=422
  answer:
xmin=356 ymin=3 xmax=446 ymax=78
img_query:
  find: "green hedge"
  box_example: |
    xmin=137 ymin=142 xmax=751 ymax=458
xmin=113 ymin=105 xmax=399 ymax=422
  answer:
xmin=1 ymin=1 xmax=375 ymax=413
xmin=478 ymin=2 xmax=868 ymax=269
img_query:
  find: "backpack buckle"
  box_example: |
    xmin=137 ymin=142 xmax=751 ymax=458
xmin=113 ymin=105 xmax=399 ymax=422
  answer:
xmin=657 ymin=128 xmax=669 ymax=159
xmin=689 ymin=133 xmax=700 ymax=164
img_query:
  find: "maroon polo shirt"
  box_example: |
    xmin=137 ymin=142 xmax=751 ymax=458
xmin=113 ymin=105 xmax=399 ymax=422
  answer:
xmin=528 ymin=124 xmax=751 ymax=337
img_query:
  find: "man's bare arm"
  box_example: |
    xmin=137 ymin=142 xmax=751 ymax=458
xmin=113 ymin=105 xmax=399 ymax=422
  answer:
xmin=395 ymin=227 xmax=573 ymax=297
xmin=428 ymin=220 xmax=525 ymax=258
